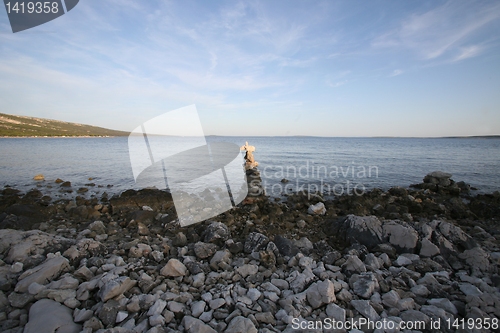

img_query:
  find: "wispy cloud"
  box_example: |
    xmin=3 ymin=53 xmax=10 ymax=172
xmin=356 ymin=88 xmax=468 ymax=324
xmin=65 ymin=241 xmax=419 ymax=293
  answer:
xmin=452 ymin=44 xmax=484 ymax=62
xmin=390 ymin=69 xmax=403 ymax=77
xmin=372 ymin=1 xmax=500 ymax=62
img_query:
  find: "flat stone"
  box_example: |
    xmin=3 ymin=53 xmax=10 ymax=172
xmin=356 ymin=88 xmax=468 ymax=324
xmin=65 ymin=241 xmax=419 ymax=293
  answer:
xmin=24 ymin=299 xmax=81 ymax=333
xmin=8 ymin=292 xmax=34 ymax=308
xmin=427 ymin=298 xmax=458 ymax=315
xmin=15 ymin=256 xmax=70 ymax=293
xmin=459 ymin=283 xmax=482 ymax=296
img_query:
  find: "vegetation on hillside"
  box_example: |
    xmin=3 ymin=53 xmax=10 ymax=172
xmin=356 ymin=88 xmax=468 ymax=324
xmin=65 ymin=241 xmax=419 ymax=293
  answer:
xmin=0 ymin=113 xmax=128 ymax=137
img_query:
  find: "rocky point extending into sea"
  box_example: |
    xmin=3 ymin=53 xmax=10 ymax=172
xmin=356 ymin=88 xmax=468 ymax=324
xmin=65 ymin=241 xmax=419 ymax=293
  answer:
xmin=0 ymin=160 xmax=499 ymax=332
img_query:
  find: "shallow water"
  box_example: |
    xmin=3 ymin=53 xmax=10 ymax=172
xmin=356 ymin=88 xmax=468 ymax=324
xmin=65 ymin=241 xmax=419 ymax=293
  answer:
xmin=1 ymin=136 xmax=499 ymax=197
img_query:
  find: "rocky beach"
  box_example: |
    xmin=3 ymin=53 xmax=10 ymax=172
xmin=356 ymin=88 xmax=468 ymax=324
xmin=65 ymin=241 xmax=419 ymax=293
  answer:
xmin=0 ymin=167 xmax=500 ymax=333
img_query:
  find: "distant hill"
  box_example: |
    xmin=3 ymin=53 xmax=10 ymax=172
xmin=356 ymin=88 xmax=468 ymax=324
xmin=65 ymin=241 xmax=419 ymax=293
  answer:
xmin=0 ymin=113 xmax=128 ymax=137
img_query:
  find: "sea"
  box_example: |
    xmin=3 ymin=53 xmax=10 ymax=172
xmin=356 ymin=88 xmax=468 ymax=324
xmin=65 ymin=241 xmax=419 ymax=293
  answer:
xmin=0 ymin=136 xmax=499 ymax=199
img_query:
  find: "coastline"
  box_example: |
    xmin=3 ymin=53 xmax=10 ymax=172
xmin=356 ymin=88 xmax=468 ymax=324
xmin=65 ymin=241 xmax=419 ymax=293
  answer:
xmin=0 ymin=171 xmax=499 ymax=332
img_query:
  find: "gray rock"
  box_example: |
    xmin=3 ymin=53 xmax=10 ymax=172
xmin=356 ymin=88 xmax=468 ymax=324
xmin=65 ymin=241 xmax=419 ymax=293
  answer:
xmin=397 ymin=298 xmax=415 ymax=311
xmin=147 ymin=299 xmax=167 ymax=316
xmin=24 ymin=299 xmax=81 ymax=333
xmin=420 ymin=239 xmax=440 ymax=257
xmin=420 ymin=305 xmax=452 ymax=321
xmin=235 ymin=264 xmax=258 ymax=278
xmin=191 ymin=301 xmax=206 ymax=318
xmin=351 ymin=299 xmax=380 ymax=321
xmin=8 ymin=292 xmax=34 ymax=308
xmin=168 ymin=301 xmax=185 ymax=313
xmin=305 ymin=280 xmax=336 ymax=308
xmin=459 ymin=247 xmax=490 ymax=273
xmin=459 ymin=283 xmax=482 ymax=296
xmin=411 ymin=284 xmax=430 ymax=297
xmin=274 ymin=235 xmax=299 ymax=257
xmin=382 ymin=290 xmax=400 ymax=308
xmin=73 ymin=308 xmax=93 ymax=323
xmin=382 ymin=221 xmax=418 ymax=252
xmin=192 ymin=272 xmax=205 ymax=288
xmin=400 ymin=310 xmax=430 ymax=325
xmin=394 ymin=255 xmax=412 ymax=266
xmin=46 ymin=275 xmax=79 ymax=290
xmin=209 ymin=298 xmax=225 ymax=310
xmin=160 ymin=259 xmax=187 ymax=277
xmin=427 ymin=298 xmax=458 ymax=315
xmin=271 ymin=278 xmax=289 ymax=290
xmin=97 ymin=276 xmax=136 ymax=302
xmin=342 ymin=255 xmax=366 ymax=274
xmin=183 ymin=315 xmax=217 ymax=333
xmin=325 ymin=303 xmax=345 ymax=322
xmin=149 ymin=314 xmax=165 ymax=327
xmin=352 ymin=273 xmax=378 ymax=299
xmin=254 ymin=311 xmax=276 ymax=325
xmin=225 ymin=315 xmax=257 ymax=333
xmin=244 ymin=232 xmax=269 ymax=253
xmin=194 ymin=242 xmax=218 ymax=259
xmin=98 ymin=300 xmax=119 ymax=326
xmin=210 ymin=250 xmax=232 ymax=270
xmin=203 ymin=222 xmax=230 ymax=244
xmin=15 ymin=256 xmax=70 ymax=293
xmin=364 ymin=253 xmax=381 ymax=270
xmin=342 ymin=215 xmax=383 ymax=249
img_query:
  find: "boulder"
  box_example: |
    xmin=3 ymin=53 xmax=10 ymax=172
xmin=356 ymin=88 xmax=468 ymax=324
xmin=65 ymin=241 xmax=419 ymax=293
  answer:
xmin=24 ymin=299 xmax=81 ymax=333
xmin=382 ymin=220 xmax=418 ymax=252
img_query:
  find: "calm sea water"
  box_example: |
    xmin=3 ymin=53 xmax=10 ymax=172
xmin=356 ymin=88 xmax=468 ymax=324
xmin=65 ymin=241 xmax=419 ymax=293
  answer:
xmin=0 ymin=136 xmax=499 ymax=198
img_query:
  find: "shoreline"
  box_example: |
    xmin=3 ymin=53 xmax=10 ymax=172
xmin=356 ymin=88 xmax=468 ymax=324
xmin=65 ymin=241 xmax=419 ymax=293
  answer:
xmin=0 ymin=171 xmax=499 ymax=332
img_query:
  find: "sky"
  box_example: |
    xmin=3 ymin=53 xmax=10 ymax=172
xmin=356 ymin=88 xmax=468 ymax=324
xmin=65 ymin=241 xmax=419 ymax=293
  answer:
xmin=0 ymin=0 xmax=499 ymax=137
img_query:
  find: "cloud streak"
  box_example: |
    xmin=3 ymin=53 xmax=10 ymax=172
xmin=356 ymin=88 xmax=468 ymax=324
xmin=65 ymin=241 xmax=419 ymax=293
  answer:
xmin=372 ymin=1 xmax=500 ymax=62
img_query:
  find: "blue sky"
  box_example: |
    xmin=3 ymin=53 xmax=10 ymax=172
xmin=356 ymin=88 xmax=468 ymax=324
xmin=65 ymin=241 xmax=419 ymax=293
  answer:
xmin=0 ymin=0 xmax=499 ymax=137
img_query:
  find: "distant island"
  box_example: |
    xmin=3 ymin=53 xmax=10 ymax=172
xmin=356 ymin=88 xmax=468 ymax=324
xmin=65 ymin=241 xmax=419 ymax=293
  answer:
xmin=0 ymin=112 xmax=128 ymax=137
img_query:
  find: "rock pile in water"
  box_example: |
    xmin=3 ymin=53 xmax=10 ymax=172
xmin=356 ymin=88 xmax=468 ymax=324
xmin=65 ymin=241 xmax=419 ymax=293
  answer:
xmin=0 ymin=171 xmax=499 ymax=332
